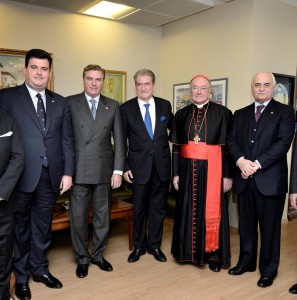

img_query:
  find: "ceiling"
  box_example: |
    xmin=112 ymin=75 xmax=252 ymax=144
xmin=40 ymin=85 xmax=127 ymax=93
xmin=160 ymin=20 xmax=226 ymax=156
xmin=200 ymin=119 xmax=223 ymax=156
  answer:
xmin=8 ymin=0 xmax=234 ymax=27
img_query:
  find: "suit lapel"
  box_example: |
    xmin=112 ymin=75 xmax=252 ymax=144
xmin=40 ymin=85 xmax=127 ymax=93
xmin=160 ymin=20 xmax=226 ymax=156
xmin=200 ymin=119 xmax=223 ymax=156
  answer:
xmin=17 ymin=84 xmax=44 ymax=134
xmin=92 ymin=95 xmax=109 ymax=134
xmin=254 ymin=100 xmax=275 ymax=138
xmin=76 ymin=93 xmax=94 ymax=131
xmin=44 ymin=91 xmax=56 ymax=136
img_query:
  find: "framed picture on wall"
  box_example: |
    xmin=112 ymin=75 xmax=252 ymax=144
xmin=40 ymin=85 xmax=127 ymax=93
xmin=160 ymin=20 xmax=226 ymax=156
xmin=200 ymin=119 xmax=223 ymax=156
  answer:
xmin=173 ymin=77 xmax=228 ymax=112
xmin=272 ymin=73 xmax=295 ymax=107
xmin=0 ymin=48 xmax=54 ymax=91
xmin=101 ymin=69 xmax=126 ymax=104
xmin=173 ymin=82 xmax=191 ymax=113
xmin=209 ymin=77 xmax=228 ymax=107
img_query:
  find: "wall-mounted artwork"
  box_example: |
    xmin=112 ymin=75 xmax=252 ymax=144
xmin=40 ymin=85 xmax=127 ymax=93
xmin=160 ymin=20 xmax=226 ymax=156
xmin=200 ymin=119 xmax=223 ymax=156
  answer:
xmin=101 ymin=69 xmax=126 ymax=104
xmin=173 ymin=77 xmax=228 ymax=113
xmin=0 ymin=48 xmax=54 ymax=91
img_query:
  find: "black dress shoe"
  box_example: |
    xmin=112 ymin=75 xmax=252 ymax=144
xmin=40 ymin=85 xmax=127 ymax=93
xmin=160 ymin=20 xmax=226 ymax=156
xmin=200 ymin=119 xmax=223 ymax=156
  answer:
xmin=91 ymin=257 xmax=113 ymax=272
xmin=209 ymin=260 xmax=221 ymax=272
xmin=148 ymin=248 xmax=167 ymax=262
xmin=257 ymin=276 xmax=275 ymax=288
xmin=76 ymin=264 xmax=89 ymax=278
xmin=228 ymin=265 xmax=256 ymax=275
xmin=15 ymin=283 xmax=31 ymax=300
xmin=128 ymin=248 xmax=146 ymax=263
xmin=289 ymin=283 xmax=297 ymax=294
xmin=32 ymin=273 xmax=63 ymax=289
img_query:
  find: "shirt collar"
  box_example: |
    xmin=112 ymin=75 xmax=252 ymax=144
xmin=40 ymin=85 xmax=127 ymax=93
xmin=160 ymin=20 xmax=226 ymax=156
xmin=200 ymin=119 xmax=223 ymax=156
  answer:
xmin=194 ymin=99 xmax=209 ymax=109
xmin=255 ymin=99 xmax=271 ymax=108
xmin=138 ymin=97 xmax=155 ymax=107
xmin=85 ymin=93 xmax=100 ymax=102
xmin=25 ymin=83 xmax=46 ymax=100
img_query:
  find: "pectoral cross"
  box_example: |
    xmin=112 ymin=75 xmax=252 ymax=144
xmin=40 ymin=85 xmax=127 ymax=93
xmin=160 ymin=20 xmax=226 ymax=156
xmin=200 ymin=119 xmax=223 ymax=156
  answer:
xmin=194 ymin=135 xmax=200 ymax=144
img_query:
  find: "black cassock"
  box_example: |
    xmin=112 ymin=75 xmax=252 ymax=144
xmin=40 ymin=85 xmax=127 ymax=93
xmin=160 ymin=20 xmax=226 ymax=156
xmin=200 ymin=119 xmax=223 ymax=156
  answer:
xmin=170 ymin=102 xmax=232 ymax=268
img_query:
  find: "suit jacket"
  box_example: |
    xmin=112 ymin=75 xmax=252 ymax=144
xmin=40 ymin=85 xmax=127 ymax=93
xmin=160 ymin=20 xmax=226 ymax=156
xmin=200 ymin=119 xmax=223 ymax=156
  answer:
xmin=120 ymin=96 xmax=174 ymax=184
xmin=0 ymin=84 xmax=75 ymax=193
xmin=0 ymin=110 xmax=24 ymax=216
xmin=67 ymin=92 xmax=124 ymax=184
xmin=228 ymin=99 xmax=295 ymax=196
xmin=289 ymin=131 xmax=297 ymax=193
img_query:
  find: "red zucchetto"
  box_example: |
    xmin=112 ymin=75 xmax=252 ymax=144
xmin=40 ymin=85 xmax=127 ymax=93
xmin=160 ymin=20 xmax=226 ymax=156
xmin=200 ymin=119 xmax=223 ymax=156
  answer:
xmin=190 ymin=74 xmax=209 ymax=83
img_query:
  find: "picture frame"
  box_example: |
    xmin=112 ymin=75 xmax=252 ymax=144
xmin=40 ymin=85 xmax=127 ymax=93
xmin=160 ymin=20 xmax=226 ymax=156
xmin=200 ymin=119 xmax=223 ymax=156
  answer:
xmin=209 ymin=77 xmax=228 ymax=107
xmin=173 ymin=77 xmax=228 ymax=112
xmin=0 ymin=48 xmax=54 ymax=91
xmin=173 ymin=82 xmax=191 ymax=113
xmin=272 ymin=73 xmax=295 ymax=107
xmin=101 ymin=69 xmax=126 ymax=104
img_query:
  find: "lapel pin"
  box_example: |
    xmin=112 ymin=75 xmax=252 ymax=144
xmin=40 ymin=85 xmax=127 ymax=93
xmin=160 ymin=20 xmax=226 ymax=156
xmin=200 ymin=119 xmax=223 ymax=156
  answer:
xmin=105 ymin=107 xmax=109 ymax=110
xmin=271 ymin=112 xmax=273 ymax=114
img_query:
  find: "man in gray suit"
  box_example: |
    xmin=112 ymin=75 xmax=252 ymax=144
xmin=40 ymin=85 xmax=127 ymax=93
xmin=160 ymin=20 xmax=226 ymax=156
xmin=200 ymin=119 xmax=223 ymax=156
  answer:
xmin=0 ymin=110 xmax=24 ymax=300
xmin=67 ymin=65 xmax=124 ymax=278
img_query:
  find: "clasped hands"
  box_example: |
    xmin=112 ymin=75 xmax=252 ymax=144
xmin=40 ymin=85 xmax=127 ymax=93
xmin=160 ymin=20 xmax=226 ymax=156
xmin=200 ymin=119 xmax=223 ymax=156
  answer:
xmin=237 ymin=158 xmax=259 ymax=179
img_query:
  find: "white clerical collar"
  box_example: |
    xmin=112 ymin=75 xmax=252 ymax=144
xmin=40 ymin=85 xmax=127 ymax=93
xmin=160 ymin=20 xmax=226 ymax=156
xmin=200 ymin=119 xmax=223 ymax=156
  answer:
xmin=194 ymin=100 xmax=209 ymax=109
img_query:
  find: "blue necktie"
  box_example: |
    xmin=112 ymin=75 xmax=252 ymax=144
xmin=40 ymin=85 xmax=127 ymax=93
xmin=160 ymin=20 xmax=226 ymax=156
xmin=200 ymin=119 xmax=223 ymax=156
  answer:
xmin=90 ymin=99 xmax=97 ymax=120
xmin=144 ymin=103 xmax=153 ymax=140
xmin=36 ymin=93 xmax=48 ymax=167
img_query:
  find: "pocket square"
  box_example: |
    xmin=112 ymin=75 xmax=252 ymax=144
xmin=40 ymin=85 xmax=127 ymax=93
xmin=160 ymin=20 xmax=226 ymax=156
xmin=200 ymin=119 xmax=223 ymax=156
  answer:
xmin=160 ymin=116 xmax=166 ymax=122
xmin=0 ymin=131 xmax=13 ymax=137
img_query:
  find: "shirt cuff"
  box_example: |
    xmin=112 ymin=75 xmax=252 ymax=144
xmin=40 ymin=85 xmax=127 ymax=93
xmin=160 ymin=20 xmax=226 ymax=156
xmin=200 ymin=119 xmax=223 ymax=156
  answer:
xmin=113 ymin=170 xmax=123 ymax=175
xmin=254 ymin=160 xmax=261 ymax=169
xmin=236 ymin=156 xmax=244 ymax=166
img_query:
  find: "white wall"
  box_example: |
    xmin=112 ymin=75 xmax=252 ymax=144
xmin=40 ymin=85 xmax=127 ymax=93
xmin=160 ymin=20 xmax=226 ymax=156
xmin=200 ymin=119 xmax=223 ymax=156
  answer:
xmin=0 ymin=0 xmax=162 ymax=98
xmin=1 ymin=0 xmax=297 ymax=227
xmin=161 ymin=0 xmax=297 ymax=227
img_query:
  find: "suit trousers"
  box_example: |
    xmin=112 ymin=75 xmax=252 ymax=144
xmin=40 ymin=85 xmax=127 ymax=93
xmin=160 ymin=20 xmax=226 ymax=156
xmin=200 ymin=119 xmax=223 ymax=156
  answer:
xmin=237 ymin=179 xmax=285 ymax=277
xmin=0 ymin=213 xmax=14 ymax=300
xmin=70 ymin=183 xmax=111 ymax=264
xmin=13 ymin=167 xmax=57 ymax=283
xmin=132 ymin=161 xmax=169 ymax=249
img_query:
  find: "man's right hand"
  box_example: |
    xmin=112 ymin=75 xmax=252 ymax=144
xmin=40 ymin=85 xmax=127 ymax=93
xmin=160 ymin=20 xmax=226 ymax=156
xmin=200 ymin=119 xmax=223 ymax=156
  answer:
xmin=123 ymin=170 xmax=133 ymax=183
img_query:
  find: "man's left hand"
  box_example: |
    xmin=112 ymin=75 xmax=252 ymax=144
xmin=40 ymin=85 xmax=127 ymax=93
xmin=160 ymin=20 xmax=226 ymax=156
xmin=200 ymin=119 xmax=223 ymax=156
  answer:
xmin=111 ymin=174 xmax=122 ymax=189
xmin=223 ymin=177 xmax=233 ymax=193
xmin=60 ymin=175 xmax=72 ymax=195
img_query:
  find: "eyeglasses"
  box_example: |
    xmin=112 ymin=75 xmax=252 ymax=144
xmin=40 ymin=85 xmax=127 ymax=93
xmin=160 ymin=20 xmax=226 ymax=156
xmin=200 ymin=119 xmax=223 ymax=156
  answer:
xmin=191 ymin=86 xmax=210 ymax=92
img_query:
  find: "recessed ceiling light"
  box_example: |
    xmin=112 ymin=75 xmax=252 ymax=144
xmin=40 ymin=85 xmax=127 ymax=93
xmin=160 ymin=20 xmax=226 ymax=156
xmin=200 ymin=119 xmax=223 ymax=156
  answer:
xmin=81 ymin=1 xmax=138 ymax=20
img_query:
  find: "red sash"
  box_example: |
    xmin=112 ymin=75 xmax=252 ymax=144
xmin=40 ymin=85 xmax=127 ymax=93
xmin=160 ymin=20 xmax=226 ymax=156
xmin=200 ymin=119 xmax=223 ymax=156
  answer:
xmin=180 ymin=141 xmax=222 ymax=252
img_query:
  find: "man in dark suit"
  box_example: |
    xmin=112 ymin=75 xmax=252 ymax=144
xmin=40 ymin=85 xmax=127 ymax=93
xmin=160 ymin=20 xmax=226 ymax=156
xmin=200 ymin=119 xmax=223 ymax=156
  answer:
xmin=0 ymin=49 xmax=75 ymax=300
xmin=227 ymin=71 xmax=295 ymax=288
xmin=67 ymin=65 xmax=124 ymax=278
xmin=288 ymin=134 xmax=297 ymax=294
xmin=120 ymin=69 xmax=174 ymax=263
xmin=0 ymin=111 xmax=24 ymax=300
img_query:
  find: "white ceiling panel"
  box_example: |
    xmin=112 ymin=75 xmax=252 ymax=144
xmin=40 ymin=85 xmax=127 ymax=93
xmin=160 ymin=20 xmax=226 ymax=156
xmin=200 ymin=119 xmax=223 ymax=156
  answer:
xmin=7 ymin=0 xmax=235 ymax=27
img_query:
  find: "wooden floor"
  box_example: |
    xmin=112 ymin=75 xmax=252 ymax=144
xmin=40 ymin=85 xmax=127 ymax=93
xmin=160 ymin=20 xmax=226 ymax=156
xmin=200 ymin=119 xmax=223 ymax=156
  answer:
xmin=15 ymin=218 xmax=297 ymax=300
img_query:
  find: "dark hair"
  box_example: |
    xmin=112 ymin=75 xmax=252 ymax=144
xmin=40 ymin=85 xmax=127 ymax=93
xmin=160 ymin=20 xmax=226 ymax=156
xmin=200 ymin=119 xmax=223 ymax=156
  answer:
xmin=134 ymin=69 xmax=156 ymax=84
xmin=25 ymin=49 xmax=52 ymax=69
xmin=83 ymin=65 xmax=105 ymax=79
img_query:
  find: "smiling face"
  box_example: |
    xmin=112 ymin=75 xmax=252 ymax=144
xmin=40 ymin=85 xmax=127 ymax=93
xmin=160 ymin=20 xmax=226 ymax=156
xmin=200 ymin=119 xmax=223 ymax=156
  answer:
xmin=135 ymin=74 xmax=155 ymax=102
xmin=23 ymin=58 xmax=51 ymax=92
xmin=252 ymin=72 xmax=275 ymax=104
xmin=190 ymin=76 xmax=211 ymax=105
xmin=83 ymin=70 xmax=104 ymax=98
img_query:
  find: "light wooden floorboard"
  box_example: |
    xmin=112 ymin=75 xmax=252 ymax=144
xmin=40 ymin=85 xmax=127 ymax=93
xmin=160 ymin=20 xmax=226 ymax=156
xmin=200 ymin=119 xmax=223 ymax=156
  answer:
xmin=15 ymin=217 xmax=297 ymax=300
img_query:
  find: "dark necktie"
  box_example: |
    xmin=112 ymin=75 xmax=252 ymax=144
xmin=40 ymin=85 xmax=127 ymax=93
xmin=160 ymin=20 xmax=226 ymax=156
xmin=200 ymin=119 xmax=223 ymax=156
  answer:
xmin=90 ymin=99 xmax=97 ymax=120
xmin=36 ymin=93 xmax=48 ymax=167
xmin=255 ymin=105 xmax=264 ymax=122
xmin=144 ymin=103 xmax=153 ymax=140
